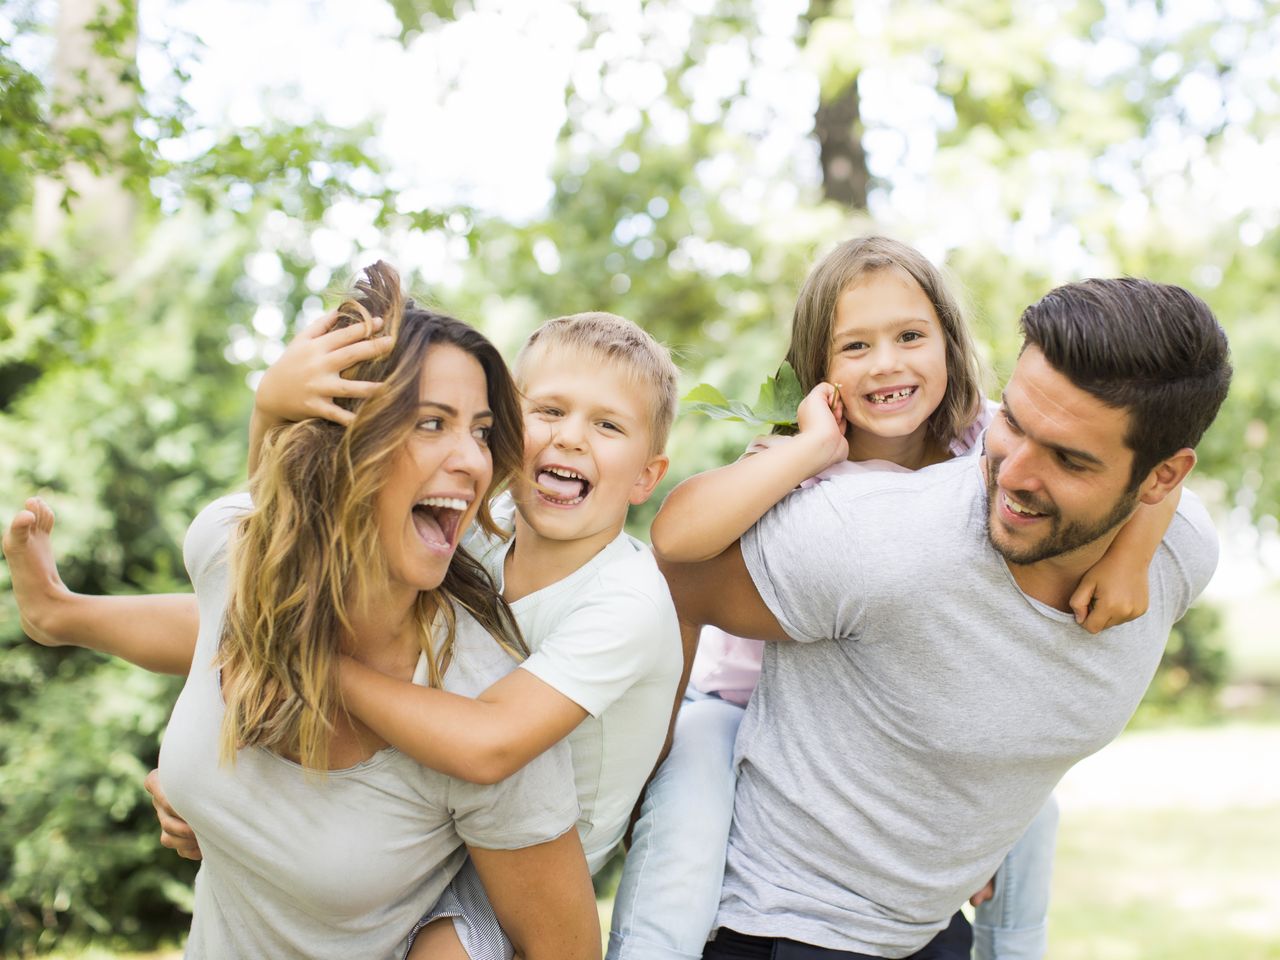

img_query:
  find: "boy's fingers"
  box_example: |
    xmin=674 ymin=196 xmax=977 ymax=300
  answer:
xmin=318 ymin=314 xmax=385 ymax=350
xmin=325 ymin=377 xmax=382 ymax=399
xmin=312 ymin=400 xmax=356 ymax=426
xmin=299 ymin=310 xmax=343 ymax=339
xmin=331 ymin=336 xmax=394 ymax=370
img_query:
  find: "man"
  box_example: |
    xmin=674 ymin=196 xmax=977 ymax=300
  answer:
xmin=662 ymin=278 xmax=1231 ymax=960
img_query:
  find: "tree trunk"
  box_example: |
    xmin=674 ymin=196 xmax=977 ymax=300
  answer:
xmin=34 ymin=0 xmax=139 ymax=260
xmin=813 ymin=76 xmax=868 ymax=209
xmin=804 ymin=0 xmax=870 ymax=210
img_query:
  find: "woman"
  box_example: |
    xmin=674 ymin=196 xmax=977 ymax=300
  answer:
xmin=3 ymin=263 xmax=599 ymax=959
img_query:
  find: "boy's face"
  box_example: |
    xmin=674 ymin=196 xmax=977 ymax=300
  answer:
xmin=514 ymin=348 xmax=668 ymax=552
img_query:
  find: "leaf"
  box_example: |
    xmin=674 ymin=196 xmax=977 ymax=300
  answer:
xmin=681 ymin=362 xmax=805 ymax=428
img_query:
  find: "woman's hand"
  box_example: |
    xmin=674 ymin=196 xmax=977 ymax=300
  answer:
xmin=144 ymin=769 xmax=202 ymax=860
xmin=256 ymin=311 xmax=394 ymax=428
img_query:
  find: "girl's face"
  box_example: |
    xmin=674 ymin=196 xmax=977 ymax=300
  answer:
xmin=825 ymin=266 xmax=949 ymax=445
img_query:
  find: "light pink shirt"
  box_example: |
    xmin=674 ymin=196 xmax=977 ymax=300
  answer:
xmin=688 ymin=405 xmax=993 ymax=705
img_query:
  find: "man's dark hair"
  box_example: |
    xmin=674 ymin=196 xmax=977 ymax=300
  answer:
xmin=1019 ymin=277 xmax=1232 ymax=487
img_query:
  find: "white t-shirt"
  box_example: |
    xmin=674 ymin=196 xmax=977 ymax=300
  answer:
xmin=474 ymin=494 xmax=683 ymax=873
xmin=159 ymin=494 xmax=579 ymax=960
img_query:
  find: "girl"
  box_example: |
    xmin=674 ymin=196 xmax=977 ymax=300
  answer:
xmin=608 ymin=236 xmax=1173 ymax=960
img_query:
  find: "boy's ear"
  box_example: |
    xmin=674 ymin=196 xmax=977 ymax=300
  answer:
xmin=628 ymin=454 xmax=670 ymax=506
xmin=1137 ymin=448 xmax=1196 ymax=505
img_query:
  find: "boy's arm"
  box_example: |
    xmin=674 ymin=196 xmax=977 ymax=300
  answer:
xmin=4 ymin=498 xmax=197 ymax=675
xmin=247 ymin=312 xmax=392 ymax=474
xmin=1070 ymin=484 xmax=1182 ymax=633
xmin=339 ymin=659 xmax=588 ymax=785
xmin=468 ymin=832 xmax=601 ymax=960
xmin=650 ymin=383 xmax=847 ymax=563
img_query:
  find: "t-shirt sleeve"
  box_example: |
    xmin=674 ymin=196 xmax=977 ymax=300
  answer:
xmin=183 ymin=493 xmax=251 ymax=587
xmin=448 ymin=739 xmax=580 ymax=850
xmin=518 ymin=567 xmax=671 ymax=717
xmin=739 ymin=482 xmax=866 ymax=642
xmin=1151 ymin=487 xmax=1220 ymax=621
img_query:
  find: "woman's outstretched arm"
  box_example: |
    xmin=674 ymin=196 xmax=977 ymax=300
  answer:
xmin=3 ymin=497 xmax=197 ymax=675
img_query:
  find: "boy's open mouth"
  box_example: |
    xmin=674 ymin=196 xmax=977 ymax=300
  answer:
xmin=536 ymin=466 xmax=592 ymax=506
xmin=866 ymin=386 xmax=917 ymax=405
xmin=412 ymin=497 xmax=468 ymax=548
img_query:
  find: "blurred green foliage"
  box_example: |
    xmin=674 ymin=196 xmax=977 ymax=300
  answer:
xmin=2 ymin=0 xmax=1277 ymax=952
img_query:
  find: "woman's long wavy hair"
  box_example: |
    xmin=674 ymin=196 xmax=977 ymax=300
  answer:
xmin=216 ymin=261 xmax=526 ymax=770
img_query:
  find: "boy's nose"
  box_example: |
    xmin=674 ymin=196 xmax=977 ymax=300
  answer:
xmin=552 ymin=417 xmax=587 ymax=450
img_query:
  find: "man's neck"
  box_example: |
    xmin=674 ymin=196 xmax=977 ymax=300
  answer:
xmin=502 ymin=514 xmax=623 ymax=603
xmin=1003 ymin=531 xmax=1119 ymax=613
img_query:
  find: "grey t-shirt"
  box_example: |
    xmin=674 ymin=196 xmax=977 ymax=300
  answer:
xmin=725 ymin=455 xmax=1217 ymax=956
xmin=159 ymin=494 xmax=578 ymax=960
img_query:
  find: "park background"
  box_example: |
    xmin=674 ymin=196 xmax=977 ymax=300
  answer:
xmin=1 ymin=0 xmax=1278 ymax=956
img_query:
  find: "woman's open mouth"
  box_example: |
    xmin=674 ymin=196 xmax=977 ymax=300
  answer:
xmin=412 ymin=497 xmax=468 ymax=549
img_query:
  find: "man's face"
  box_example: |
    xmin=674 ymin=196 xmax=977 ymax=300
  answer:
xmin=983 ymin=346 xmax=1140 ymax=566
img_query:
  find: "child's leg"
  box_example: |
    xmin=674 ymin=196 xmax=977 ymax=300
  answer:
xmin=409 ymin=860 xmax=514 ymax=960
xmin=606 ymin=690 xmax=746 ymax=960
xmin=972 ymin=795 xmax=1059 ymax=960
xmin=407 ymin=918 xmax=470 ymax=960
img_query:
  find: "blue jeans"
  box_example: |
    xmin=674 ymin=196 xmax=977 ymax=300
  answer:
xmin=608 ymin=690 xmax=1059 ymax=960
xmin=608 ymin=690 xmax=743 ymax=960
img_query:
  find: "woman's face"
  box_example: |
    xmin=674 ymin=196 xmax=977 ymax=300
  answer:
xmin=374 ymin=343 xmax=495 ymax=599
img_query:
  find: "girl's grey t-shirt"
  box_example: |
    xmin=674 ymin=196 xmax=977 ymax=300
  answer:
xmin=158 ymin=494 xmax=578 ymax=960
xmin=727 ymin=456 xmax=1217 ymax=956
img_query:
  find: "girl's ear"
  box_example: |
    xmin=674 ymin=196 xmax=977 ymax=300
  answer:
xmin=629 ymin=454 xmax=670 ymax=506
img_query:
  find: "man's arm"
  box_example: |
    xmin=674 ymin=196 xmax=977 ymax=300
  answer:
xmin=656 ymin=540 xmax=791 ymax=642
xmin=468 ymin=832 xmax=601 ymax=960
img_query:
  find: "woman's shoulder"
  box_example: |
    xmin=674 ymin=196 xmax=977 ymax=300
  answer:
xmin=183 ymin=492 xmax=252 ymax=585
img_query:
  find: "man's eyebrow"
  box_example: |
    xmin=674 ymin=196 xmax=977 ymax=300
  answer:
xmin=999 ymin=391 xmax=1105 ymax=467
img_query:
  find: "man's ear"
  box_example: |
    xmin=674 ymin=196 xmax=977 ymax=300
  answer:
xmin=629 ymin=454 xmax=670 ymax=506
xmin=1137 ymin=448 xmax=1196 ymax=505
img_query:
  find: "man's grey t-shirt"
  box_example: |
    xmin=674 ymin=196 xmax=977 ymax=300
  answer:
xmin=724 ymin=455 xmax=1217 ymax=956
xmin=159 ymin=494 xmax=578 ymax=960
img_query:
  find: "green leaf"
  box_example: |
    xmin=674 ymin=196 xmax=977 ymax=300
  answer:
xmin=681 ymin=362 xmax=806 ymax=428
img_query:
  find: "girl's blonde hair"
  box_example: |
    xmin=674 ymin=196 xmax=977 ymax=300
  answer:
xmin=216 ymin=262 xmax=526 ymax=770
xmin=784 ymin=235 xmax=985 ymax=445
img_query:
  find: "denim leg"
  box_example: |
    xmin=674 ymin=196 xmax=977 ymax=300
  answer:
xmin=972 ymin=795 xmax=1059 ymax=960
xmin=606 ymin=692 xmax=746 ymax=960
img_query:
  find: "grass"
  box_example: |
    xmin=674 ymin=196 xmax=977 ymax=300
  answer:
xmin=1049 ymin=805 xmax=1280 ymax=959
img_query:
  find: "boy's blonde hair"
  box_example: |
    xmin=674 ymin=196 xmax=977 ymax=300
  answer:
xmin=515 ymin=311 xmax=679 ymax=455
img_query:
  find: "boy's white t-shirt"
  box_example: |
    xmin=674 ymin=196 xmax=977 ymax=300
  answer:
xmin=471 ymin=493 xmax=684 ymax=873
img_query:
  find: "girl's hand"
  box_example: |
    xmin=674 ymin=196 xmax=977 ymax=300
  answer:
xmin=256 ymin=312 xmax=394 ymax=427
xmin=1069 ymin=556 xmax=1150 ymax=634
xmin=794 ymin=382 xmax=849 ymax=473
